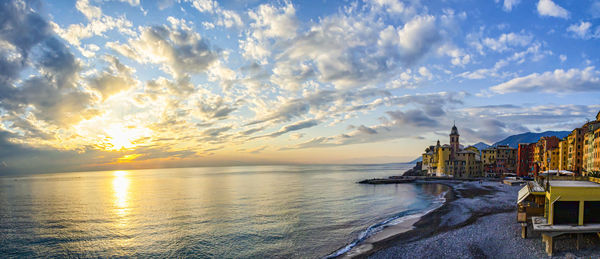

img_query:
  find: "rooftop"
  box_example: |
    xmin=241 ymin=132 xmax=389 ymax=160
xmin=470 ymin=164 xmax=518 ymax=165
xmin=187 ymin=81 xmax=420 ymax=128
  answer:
xmin=549 ymin=180 xmax=600 ymax=188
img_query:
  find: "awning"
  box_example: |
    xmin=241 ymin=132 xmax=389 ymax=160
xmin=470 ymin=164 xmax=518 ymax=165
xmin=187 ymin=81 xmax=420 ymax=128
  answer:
xmin=517 ymin=182 xmax=546 ymax=204
xmin=539 ymin=170 xmax=575 ymax=175
xmin=517 ymin=185 xmax=530 ymax=204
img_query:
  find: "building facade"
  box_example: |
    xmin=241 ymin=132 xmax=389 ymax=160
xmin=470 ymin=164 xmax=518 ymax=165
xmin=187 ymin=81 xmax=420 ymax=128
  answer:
xmin=517 ymin=143 xmax=536 ymax=177
xmin=421 ymin=124 xmax=483 ymax=178
xmin=567 ymin=128 xmax=584 ymax=174
xmin=533 ymin=136 xmax=560 ymax=171
xmin=558 ymin=139 xmax=568 ymax=171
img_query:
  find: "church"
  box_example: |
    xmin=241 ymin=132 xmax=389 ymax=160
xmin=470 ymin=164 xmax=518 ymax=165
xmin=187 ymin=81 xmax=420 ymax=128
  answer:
xmin=421 ymin=124 xmax=483 ymax=178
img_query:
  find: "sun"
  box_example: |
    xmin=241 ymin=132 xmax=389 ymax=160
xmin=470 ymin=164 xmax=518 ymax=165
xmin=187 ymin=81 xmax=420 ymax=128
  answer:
xmin=103 ymin=124 xmax=149 ymax=151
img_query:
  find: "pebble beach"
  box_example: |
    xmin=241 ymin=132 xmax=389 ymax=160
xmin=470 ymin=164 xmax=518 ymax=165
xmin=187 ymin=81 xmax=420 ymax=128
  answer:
xmin=348 ymin=181 xmax=600 ymax=258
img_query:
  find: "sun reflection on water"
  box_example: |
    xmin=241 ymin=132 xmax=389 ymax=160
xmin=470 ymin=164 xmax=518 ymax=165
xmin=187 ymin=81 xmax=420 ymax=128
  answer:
xmin=112 ymin=171 xmax=130 ymax=218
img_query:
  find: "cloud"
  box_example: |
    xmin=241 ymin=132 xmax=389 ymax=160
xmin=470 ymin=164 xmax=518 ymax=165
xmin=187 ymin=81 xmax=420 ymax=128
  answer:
xmin=240 ymin=2 xmax=298 ymax=63
xmin=187 ymin=0 xmax=243 ymax=28
xmin=559 ymin=54 xmax=567 ymax=62
xmin=246 ymin=89 xmax=391 ymax=125
xmin=490 ymin=67 xmax=600 ymax=94
xmin=482 ymin=32 xmax=532 ymax=52
xmin=261 ymin=119 xmax=319 ymax=138
xmin=1 ymin=28 xmax=99 ymax=126
xmin=76 ymin=0 xmax=102 ymax=20
xmin=537 ymin=0 xmax=569 ymax=19
xmin=53 ymin=0 xmax=135 ymax=57
xmin=497 ymin=0 xmax=521 ymax=11
xmin=87 ymin=55 xmax=138 ymax=100
xmin=386 ymin=110 xmax=439 ymax=127
xmin=357 ymin=125 xmax=378 ymax=135
xmin=567 ymin=21 xmax=596 ymax=39
xmin=195 ymin=96 xmax=237 ymax=120
xmin=378 ymin=15 xmax=441 ymax=65
xmin=108 ymin=19 xmax=219 ymax=78
xmin=239 ymin=1 xmax=450 ymax=90
xmin=202 ymin=125 xmax=232 ymax=137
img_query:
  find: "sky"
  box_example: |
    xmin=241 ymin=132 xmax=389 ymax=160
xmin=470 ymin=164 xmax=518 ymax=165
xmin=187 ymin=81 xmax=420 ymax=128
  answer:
xmin=1 ymin=0 xmax=600 ymax=174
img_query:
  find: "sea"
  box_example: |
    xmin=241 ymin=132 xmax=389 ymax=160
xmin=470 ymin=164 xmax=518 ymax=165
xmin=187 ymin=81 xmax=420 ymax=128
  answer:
xmin=0 ymin=164 xmax=447 ymax=258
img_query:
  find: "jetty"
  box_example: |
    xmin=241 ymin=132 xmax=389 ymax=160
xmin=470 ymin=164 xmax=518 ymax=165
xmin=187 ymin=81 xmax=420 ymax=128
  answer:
xmin=358 ymin=176 xmax=416 ymax=184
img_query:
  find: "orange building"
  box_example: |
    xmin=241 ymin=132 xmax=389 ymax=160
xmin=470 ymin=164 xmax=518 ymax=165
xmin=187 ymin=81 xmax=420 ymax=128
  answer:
xmin=535 ymin=136 xmax=560 ymax=171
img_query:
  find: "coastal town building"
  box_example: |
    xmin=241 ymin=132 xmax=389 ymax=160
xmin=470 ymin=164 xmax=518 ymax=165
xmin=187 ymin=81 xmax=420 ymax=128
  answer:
xmin=533 ymin=136 xmax=560 ymax=172
xmin=558 ymin=139 xmax=568 ymax=172
xmin=583 ymin=120 xmax=600 ymax=175
xmin=421 ymin=124 xmax=483 ymax=178
xmin=482 ymin=145 xmax=517 ymax=177
xmin=594 ymin=127 xmax=600 ymax=173
xmin=545 ymin=148 xmax=559 ymax=171
xmin=517 ymin=143 xmax=536 ymax=177
xmin=567 ymin=128 xmax=585 ymax=174
xmin=531 ymin=179 xmax=600 ymax=256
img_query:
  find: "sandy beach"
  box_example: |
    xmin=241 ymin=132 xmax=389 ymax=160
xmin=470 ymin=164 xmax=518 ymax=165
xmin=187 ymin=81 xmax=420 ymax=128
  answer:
xmin=339 ymin=180 xmax=600 ymax=258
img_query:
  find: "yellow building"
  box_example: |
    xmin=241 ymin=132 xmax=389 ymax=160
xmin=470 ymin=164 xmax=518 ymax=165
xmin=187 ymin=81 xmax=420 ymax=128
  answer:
xmin=452 ymin=150 xmax=482 ymax=178
xmin=436 ymin=145 xmax=452 ymax=176
xmin=558 ymin=139 xmax=568 ymax=171
xmin=567 ymin=128 xmax=584 ymax=174
xmin=582 ymin=121 xmax=600 ymax=175
xmin=584 ymin=131 xmax=594 ymax=174
xmin=532 ymin=136 xmax=560 ymax=171
xmin=545 ymin=148 xmax=559 ymax=171
xmin=594 ymin=128 xmax=600 ymax=173
xmin=421 ymin=124 xmax=483 ymax=178
xmin=534 ymin=144 xmax=543 ymax=168
xmin=482 ymin=148 xmax=495 ymax=166
xmin=532 ymin=180 xmax=600 ymax=256
xmin=543 ymin=180 xmax=600 ymax=225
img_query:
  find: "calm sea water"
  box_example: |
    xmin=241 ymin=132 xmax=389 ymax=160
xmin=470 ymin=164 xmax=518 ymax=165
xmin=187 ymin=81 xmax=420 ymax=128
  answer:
xmin=0 ymin=164 xmax=446 ymax=258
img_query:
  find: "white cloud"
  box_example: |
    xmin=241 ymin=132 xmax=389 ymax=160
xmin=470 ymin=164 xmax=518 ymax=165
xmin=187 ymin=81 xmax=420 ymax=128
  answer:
xmin=418 ymin=66 xmax=432 ymax=79
xmin=537 ymin=0 xmax=569 ymax=19
xmin=567 ymin=21 xmax=593 ymax=38
xmin=482 ymin=32 xmax=532 ymax=52
xmin=490 ymin=66 xmax=600 ymax=94
xmin=559 ymin=54 xmax=567 ymax=62
xmin=499 ymin=0 xmax=521 ymax=11
xmin=187 ymin=0 xmax=243 ymax=28
xmin=373 ymin=0 xmax=407 ymax=14
xmin=76 ymin=0 xmax=101 ymax=20
xmin=240 ymin=2 xmax=298 ymax=63
xmin=107 ymin=20 xmax=219 ymax=78
xmin=87 ymin=55 xmax=138 ymax=100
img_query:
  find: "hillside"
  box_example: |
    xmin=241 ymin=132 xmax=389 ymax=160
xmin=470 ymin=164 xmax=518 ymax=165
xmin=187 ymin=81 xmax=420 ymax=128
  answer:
xmin=492 ymin=131 xmax=570 ymax=148
xmin=471 ymin=142 xmax=491 ymax=150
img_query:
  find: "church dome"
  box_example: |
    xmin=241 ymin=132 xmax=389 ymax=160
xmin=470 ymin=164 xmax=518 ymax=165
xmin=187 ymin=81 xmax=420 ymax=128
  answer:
xmin=450 ymin=124 xmax=459 ymax=136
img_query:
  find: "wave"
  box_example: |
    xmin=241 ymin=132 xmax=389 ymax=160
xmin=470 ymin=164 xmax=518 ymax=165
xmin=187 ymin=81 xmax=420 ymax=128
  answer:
xmin=324 ymin=190 xmax=447 ymax=259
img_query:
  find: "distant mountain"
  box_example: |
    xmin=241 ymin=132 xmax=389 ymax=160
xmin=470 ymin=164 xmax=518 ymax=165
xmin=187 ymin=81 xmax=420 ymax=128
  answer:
xmin=408 ymin=157 xmax=423 ymax=163
xmin=492 ymin=131 xmax=570 ymax=148
xmin=471 ymin=142 xmax=491 ymax=151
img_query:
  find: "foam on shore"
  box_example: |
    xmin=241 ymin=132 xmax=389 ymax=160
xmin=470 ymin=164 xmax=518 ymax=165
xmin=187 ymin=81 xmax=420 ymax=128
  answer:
xmin=325 ymin=188 xmax=448 ymax=259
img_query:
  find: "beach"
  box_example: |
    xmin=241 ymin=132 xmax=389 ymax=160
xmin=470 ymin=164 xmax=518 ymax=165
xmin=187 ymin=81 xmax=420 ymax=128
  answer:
xmin=343 ymin=180 xmax=600 ymax=258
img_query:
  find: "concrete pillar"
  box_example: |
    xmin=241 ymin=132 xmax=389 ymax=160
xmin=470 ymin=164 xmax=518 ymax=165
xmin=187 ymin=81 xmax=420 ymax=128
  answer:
xmin=542 ymin=234 xmax=553 ymax=256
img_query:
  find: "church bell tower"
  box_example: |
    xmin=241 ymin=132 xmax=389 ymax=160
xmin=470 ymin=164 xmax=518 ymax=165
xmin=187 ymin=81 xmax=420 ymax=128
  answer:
xmin=450 ymin=122 xmax=460 ymax=157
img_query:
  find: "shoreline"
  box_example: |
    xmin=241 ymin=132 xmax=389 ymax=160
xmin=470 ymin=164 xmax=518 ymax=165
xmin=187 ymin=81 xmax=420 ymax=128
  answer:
xmin=333 ymin=180 xmax=519 ymax=258
xmin=328 ymin=182 xmax=453 ymax=258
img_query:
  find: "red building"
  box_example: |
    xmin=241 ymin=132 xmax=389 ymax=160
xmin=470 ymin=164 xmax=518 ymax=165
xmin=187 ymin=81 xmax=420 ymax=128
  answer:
xmin=517 ymin=143 xmax=536 ymax=177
